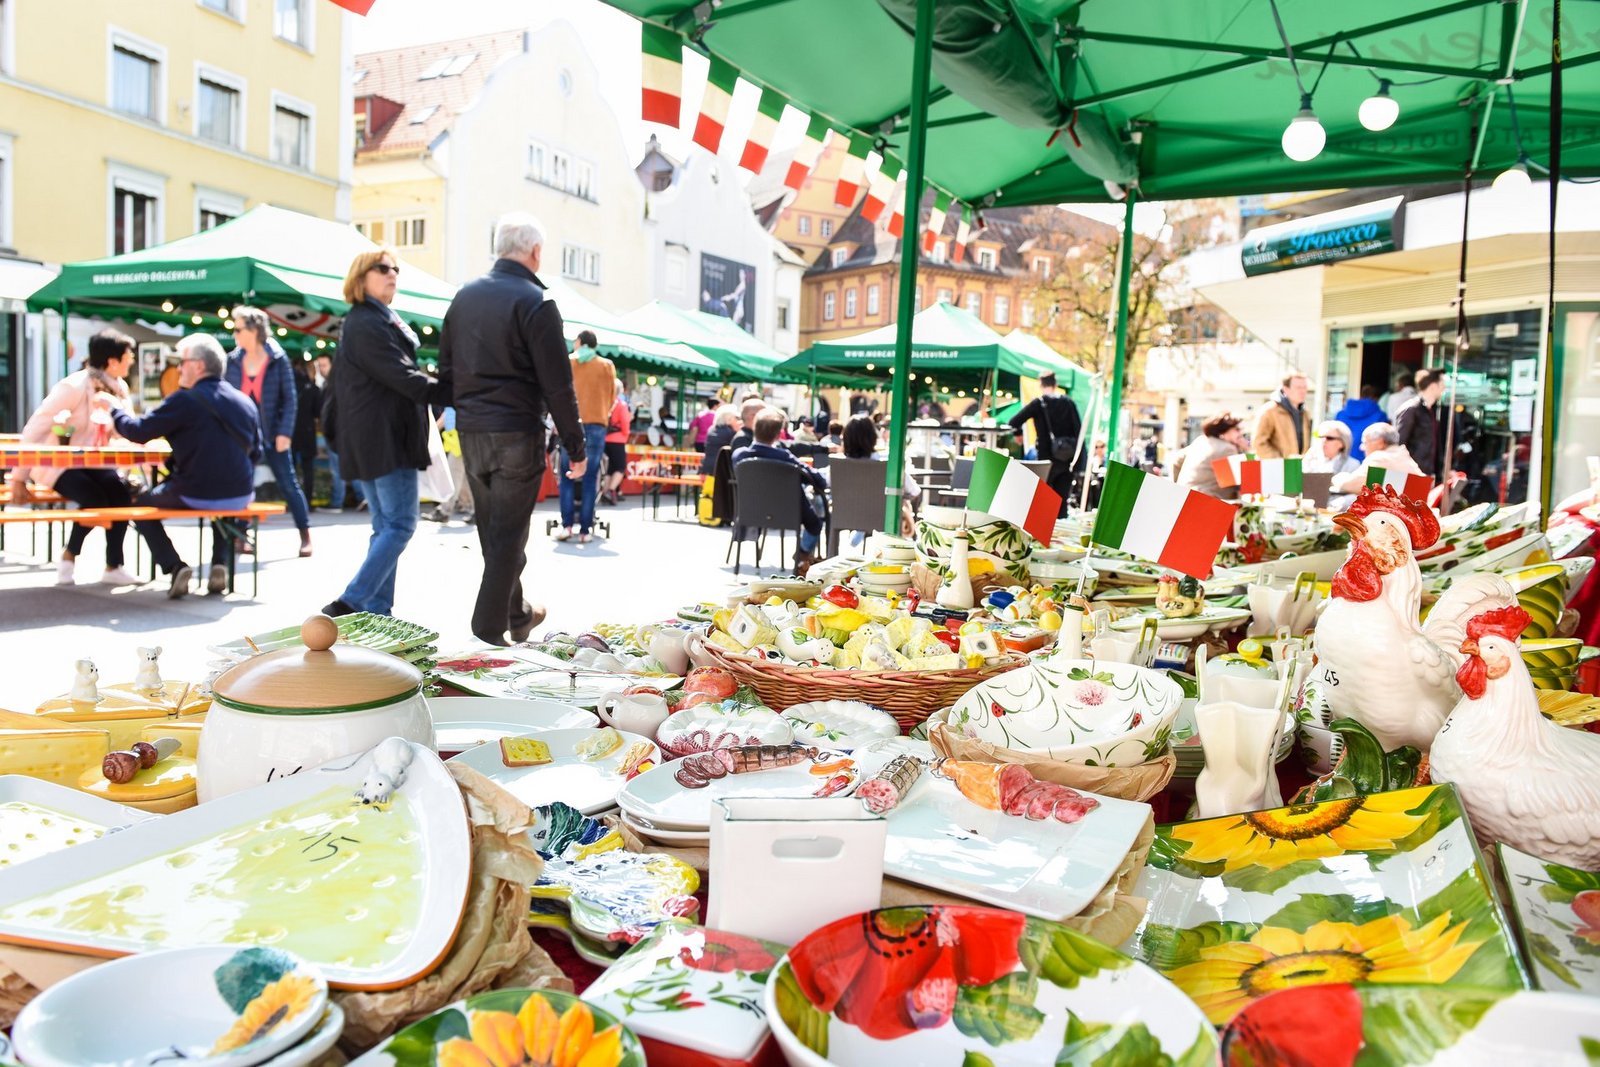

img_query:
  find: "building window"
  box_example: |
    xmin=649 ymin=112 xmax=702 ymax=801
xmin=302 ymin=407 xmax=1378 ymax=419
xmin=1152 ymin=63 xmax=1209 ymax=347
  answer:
xmin=561 ymin=244 xmax=601 ymax=284
xmin=394 ymin=217 xmax=426 ymax=247
xmin=109 ymin=164 xmax=163 ymax=256
xmin=195 ymin=71 xmax=243 ymax=148
xmin=199 ymin=207 xmax=233 ymax=231
xmin=196 ymin=188 xmax=242 ymax=232
xmin=1020 ymin=300 xmax=1035 ymax=328
xmin=993 ymin=295 xmax=1010 ymax=326
xmin=937 ymin=288 xmax=952 ymax=304
xmin=549 ymin=152 xmax=571 ymax=191
xmin=198 ymin=0 xmax=240 ymax=19
xmin=274 ymin=0 xmax=310 ymax=47
xmin=0 ymin=0 xmax=14 ymax=78
xmin=823 ymin=292 xmax=836 ymax=321
xmin=355 ymin=219 xmax=385 ymax=243
xmin=110 ymin=34 xmax=163 ymax=121
xmin=797 ymin=215 xmax=811 ymax=236
xmin=929 ymin=241 xmax=946 ymax=263
xmin=527 ymin=141 xmax=597 ymax=201
xmin=866 ymin=284 xmax=881 ymax=316
xmin=776 ymin=300 xmax=791 ymax=331
xmin=408 ymin=104 xmax=438 ymax=125
xmin=977 ymin=247 xmax=997 ymax=270
xmin=573 ymin=160 xmax=595 ymax=201
xmin=271 ymin=96 xmax=312 ymax=169
xmin=830 ymin=247 xmax=847 ymax=268
xmin=1033 ymin=255 xmax=1051 ymax=276
xmin=820 ymin=218 xmax=833 ymax=238
xmin=527 ymin=141 xmax=546 ymax=181
xmin=965 ymin=292 xmax=982 ymax=317
xmin=844 ymin=288 xmax=858 ymax=318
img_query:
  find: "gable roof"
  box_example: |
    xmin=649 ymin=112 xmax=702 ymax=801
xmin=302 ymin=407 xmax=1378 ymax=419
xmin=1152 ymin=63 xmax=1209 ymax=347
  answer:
xmin=354 ymin=30 xmax=527 ymax=158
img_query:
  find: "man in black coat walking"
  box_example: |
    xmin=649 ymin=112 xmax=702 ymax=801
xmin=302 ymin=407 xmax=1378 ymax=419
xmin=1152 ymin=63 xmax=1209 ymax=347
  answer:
xmin=1393 ymin=367 xmax=1447 ymax=480
xmin=1007 ymin=372 xmax=1082 ymax=516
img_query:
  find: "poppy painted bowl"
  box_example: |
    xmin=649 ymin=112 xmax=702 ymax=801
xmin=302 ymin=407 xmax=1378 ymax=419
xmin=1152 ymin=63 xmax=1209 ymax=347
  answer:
xmin=763 ymin=905 xmax=1217 ymax=1067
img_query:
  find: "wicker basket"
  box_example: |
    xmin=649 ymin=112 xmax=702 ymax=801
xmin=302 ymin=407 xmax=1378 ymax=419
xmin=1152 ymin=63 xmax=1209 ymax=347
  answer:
xmin=688 ymin=632 xmax=1025 ymax=731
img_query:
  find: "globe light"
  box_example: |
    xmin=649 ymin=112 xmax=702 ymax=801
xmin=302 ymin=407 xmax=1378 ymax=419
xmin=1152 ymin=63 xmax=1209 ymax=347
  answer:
xmin=315 ymin=338 xmax=327 ymax=349
xmin=1358 ymin=81 xmax=1399 ymax=132
xmin=276 ymin=327 xmax=288 ymax=337
xmin=421 ymin=324 xmax=434 ymax=335
xmin=864 ymin=362 xmax=875 ymax=371
xmin=1493 ymin=157 xmax=1532 ymax=193
xmin=190 ymin=314 xmax=203 ymax=325
xmin=224 ymin=319 xmax=235 ymax=330
xmin=1281 ymin=94 xmax=1326 ymax=162
xmin=160 ymin=300 xmax=175 ymax=313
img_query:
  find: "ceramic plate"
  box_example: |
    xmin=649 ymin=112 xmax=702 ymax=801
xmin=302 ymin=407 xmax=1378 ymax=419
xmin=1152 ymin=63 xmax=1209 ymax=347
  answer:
xmin=1497 ymin=843 xmax=1600 ymax=995
xmin=765 ymin=905 xmax=1217 ymax=1067
xmin=257 ymin=1004 xmax=344 ymax=1067
xmin=0 ymin=776 xmax=151 ymax=870
xmin=1219 ymin=985 xmax=1600 ymax=1066
xmin=618 ymin=749 xmax=858 ymax=831
xmin=210 ymin=613 xmax=438 ymax=659
xmin=448 ymin=728 xmax=659 ymax=816
xmin=782 ymin=700 xmax=901 ymax=752
xmin=1109 ymin=605 xmax=1252 ymax=640
xmin=13 ymin=944 xmax=327 ymax=1067
xmin=346 ymin=988 xmax=645 ymax=1067
xmin=0 ymin=741 xmax=471 ymax=990
xmin=0 ymin=1034 xmax=14 ymax=1067
xmin=509 ymin=660 xmax=683 ymax=707
xmin=618 ymin=810 xmax=711 ymax=847
xmin=656 ymin=703 xmax=793 ymax=758
xmin=427 ymin=695 xmax=598 ymax=755
xmin=1125 ymin=783 xmax=1528 ymax=1026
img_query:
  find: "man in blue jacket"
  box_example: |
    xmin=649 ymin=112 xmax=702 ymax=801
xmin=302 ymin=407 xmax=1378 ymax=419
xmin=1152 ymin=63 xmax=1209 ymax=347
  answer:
xmin=96 ymin=334 xmax=263 ymax=599
xmin=1334 ymin=384 xmax=1386 ymax=462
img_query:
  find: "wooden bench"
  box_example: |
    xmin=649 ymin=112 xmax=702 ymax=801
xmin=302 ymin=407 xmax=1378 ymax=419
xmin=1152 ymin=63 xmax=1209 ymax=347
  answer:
xmin=626 ymin=447 xmax=708 ymax=520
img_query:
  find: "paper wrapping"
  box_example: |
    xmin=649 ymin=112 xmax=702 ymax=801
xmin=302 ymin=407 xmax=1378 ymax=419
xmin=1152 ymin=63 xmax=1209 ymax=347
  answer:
xmin=929 ymin=722 xmax=1176 ymax=802
xmin=911 ymin=562 xmax=1020 ymax=604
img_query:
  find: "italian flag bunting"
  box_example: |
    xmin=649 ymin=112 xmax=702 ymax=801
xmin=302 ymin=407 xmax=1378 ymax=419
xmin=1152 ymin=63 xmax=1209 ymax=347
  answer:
xmin=640 ymin=24 xmax=683 ymax=126
xmin=739 ymin=86 xmax=786 ymax=173
xmin=922 ymin=191 xmax=951 ymax=253
xmin=952 ymin=206 xmax=973 ymax=263
xmin=1210 ymin=452 xmax=1249 ymax=489
xmin=1365 ymin=466 xmax=1434 ymax=503
xmin=1094 ymin=462 xmax=1237 ymax=579
xmin=784 ymin=114 xmax=830 ymax=191
xmin=325 ymin=0 xmax=377 ymax=13
xmin=693 ymin=56 xmax=739 ymax=153
xmin=966 ymin=449 xmax=1060 ymax=545
xmin=861 ymin=158 xmax=900 ymax=224
xmin=887 ymin=174 xmax=911 ymax=238
xmin=833 ymin=132 xmax=872 ymax=208
xmin=1239 ymin=457 xmax=1303 ymax=495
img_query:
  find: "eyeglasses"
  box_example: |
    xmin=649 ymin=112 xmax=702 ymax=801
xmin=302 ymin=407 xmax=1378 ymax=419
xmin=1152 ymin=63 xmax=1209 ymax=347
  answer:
xmin=370 ymin=263 xmax=400 ymax=276
xmin=179 ymin=356 xmax=205 ymax=364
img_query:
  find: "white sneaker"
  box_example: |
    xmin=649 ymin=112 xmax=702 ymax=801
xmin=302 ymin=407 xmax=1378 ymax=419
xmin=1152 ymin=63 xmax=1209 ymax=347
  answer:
xmin=56 ymin=559 xmax=75 ymax=586
xmin=101 ymin=567 xmax=142 ymax=587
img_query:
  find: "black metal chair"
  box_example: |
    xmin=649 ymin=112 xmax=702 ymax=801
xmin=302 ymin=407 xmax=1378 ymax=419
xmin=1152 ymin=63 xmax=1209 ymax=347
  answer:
xmin=726 ymin=458 xmax=804 ymax=576
xmin=933 ymin=456 xmax=974 ymax=506
xmin=1023 ymin=460 xmax=1053 ymax=482
xmin=826 ymin=458 xmax=889 ymax=556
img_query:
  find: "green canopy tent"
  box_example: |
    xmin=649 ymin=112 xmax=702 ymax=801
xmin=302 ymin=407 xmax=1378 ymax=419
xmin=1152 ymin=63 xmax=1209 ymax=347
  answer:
xmin=618 ymin=299 xmax=798 ymax=383
xmin=999 ymin=329 xmax=1094 ymax=412
xmin=543 ymin=280 xmax=721 ymax=379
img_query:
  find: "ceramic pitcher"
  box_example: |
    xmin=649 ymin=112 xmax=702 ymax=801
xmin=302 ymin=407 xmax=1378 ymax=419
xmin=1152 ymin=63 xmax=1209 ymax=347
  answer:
xmin=597 ymin=689 xmax=671 ymax=739
xmin=1194 ymin=699 xmax=1284 ymax=818
xmin=642 ymin=625 xmax=691 ymax=675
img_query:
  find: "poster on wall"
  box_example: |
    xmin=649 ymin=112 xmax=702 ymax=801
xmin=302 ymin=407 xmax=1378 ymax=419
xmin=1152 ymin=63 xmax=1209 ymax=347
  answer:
xmin=700 ymin=253 xmax=756 ymax=334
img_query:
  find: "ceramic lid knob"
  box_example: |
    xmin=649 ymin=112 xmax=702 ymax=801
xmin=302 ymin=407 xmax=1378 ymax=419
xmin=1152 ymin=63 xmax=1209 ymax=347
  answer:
xmin=301 ymin=614 xmax=340 ymax=652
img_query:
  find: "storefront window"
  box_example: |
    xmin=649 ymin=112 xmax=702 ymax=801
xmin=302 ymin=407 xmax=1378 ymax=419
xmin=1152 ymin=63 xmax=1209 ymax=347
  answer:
xmin=1553 ymin=303 xmax=1600 ymax=508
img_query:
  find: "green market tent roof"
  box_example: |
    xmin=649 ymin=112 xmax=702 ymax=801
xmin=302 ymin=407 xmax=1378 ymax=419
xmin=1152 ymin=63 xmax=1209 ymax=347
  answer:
xmin=543 ymin=280 xmax=721 ymax=378
xmin=1000 ymin=329 xmax=1094 ymax=410
xmin=618 ymin=299 xmax=798 ymax=381
xmin=782 ymin=300 xmax=1042 ymax=389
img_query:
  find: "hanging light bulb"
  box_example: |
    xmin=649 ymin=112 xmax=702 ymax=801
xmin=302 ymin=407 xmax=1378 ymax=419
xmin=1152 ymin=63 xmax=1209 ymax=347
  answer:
xmin=160 ymin=300 xmax=175 ymax=313
xmin=190 ymin=314 xmax=204 ymax=325
xmin=224 ymin=318 xmax=235 ymax=330
xmin=864 ymin=362 xmax=875 ymax=371
xmin=421 ymin=324 xmax=434 ymax=335
xmin=1281 ymin=93 xmax=1326 ymax=162
xmin=315 ymin=338 xmax=327 ymax=349
xmin=647 ymin=375 xmax=658 ymax=386
xmin=217 ymin=307 xmax=229 ymax=318
xmin=276 ymin=327 xmax=288 ymax=337
xmin=1493 ymin=155 xmax=1533 ymax=192
xmin=1358 ymin=80 xmax=1399 ymax=131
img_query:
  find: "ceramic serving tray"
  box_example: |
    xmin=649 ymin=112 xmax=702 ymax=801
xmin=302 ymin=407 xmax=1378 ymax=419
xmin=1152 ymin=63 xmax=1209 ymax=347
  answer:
xmin=210 ymin=613 xmax=438 ymax=659
xmin=431 ymin=649 xmax=546 ymax=698
xmin=656 ymin=703 xmax=792 ymax=757
xmin=448 ymin=728 xmax=659 ymax=816
xmin=1109 ymin=605 xmax=1252 ymax=640
xmin=781 ymin=700 xmax=900 ymax=752
xmin=618 ymin=751 xmax=860 ymax=831
xmin=0 ymin=741 xmax=471 ymax=990
xmin=1124 ymin=783 xmax=1528 ymax=1026
xmin=1497 ymin=843 xmax=1600 ymax=996
xmin=0 ymin=775 xmax=151 ymax=870
xmin=426 ymin=695 xmax=598 ymax=755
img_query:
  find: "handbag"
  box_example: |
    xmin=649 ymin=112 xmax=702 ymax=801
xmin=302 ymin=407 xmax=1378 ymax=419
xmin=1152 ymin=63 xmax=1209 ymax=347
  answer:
xmin=1041 ymin=397 xmax=1076 ymax=464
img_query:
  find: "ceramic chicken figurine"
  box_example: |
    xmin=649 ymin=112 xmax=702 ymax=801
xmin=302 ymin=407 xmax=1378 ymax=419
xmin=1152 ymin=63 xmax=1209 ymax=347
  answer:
xmin=1430 ymin=606 xmax=1600 ymax=871
xmin=1155 ymin=574 xmax=1205 ymax=618
xmin=1312 ymin=487 xmax=1516 ymax=751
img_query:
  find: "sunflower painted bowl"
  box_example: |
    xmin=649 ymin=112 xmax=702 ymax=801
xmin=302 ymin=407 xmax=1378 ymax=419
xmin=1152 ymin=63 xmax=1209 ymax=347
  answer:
xmin=764 ymin=905 xmax=1217 ymax=1067
xmin=947 ymin=657 xmax=1183 ymax=766
xmin=346 ymin=988 xmax=643 ymax=1066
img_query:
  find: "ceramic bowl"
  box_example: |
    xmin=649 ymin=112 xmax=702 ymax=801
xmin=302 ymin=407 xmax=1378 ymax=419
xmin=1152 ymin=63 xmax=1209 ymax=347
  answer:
xmin=1521 ymin=638 xmax=1583 ymax=672
xmin=947 ymin=657 xmax=1184 ymax=766
xmin=1515 ymin=574 xmax=1570 ymax=640
xmin=764 ymin=905 xmax=1217 ymax=1067
xmin=1526 ymin=665 xmax=1577 ymax=692
xmin=656 ymin=703 xmax=793 ymax=757
xmin=14 ymin=945 xmax=327 ymax=1067
xmin=257 ymin=1004 xmax=344 ymax=1067
xmin=1557 ymin=555 xmax=1595 ymax=603
xmin=345 ymin=988 xmax=644 ymax=1066
xmin=781 ymin=700 xmax=900 ymax=751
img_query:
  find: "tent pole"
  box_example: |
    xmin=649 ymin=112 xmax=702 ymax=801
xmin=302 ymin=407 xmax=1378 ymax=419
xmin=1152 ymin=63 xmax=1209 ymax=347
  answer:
xmin=58 ymin=301 xmax=70 ymax=381
xmin=809 ymin=363 xmax=817 ymax=425
xmin=1538 ymin=0 xmax=1562 ymax=524
xmin=883 ymin=0 xmax=935 ymax=535
xmin=1106 ymin=190 xmax=1138 ymax=463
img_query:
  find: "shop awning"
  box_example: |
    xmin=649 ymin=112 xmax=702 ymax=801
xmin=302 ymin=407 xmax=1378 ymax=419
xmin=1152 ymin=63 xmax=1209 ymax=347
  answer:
xmin=617 ymin=300 xmax=799 ymax=382
xmin=543 ymin=280 xmax=721 ymax=378
xmin=1000 ymin=329 xmax=1095 ymax=407
xmin=0 ymin=257 xmax=57 ymax=314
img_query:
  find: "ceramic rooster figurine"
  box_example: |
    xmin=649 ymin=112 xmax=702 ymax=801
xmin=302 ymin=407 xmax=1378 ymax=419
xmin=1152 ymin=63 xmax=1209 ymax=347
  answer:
xmin=1313 ymin=487 xmax=1517 ymax=751
xmin=1430 ymin=606 xmax=1600 ymax=870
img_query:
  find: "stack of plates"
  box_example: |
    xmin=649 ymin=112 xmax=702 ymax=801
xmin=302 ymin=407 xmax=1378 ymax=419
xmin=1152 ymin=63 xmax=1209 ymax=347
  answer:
xmin=857 ymin=562 xmax=912 ymax=596
xmin=617 ymin=751 xmax=860 ymax=846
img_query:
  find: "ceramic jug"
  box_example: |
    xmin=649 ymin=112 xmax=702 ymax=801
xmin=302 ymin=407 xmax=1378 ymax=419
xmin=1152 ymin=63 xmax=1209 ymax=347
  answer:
xmin=597 ymin=689 xmax=671 ymax=739
xmin=643 ymin=625 xmax=691 ymax=675
xmin=1194 ymin=699 xmax=1283 ymax=818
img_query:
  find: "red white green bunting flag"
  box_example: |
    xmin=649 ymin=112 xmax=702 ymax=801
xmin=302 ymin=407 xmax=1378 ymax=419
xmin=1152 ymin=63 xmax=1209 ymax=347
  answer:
xmin=952 ymin=206 xmax=973 ymax=263
xmin=1094 ymin=461 xmax=1237 ymax=579
xmin=1365 ymin=466 xmax=1434 ymax=502
xmin=693 ymin=57 xmax=739 ymax=153
xmin=738 ymin=86 xmax=786 ymax=174
xmin=784 ymin=114 xmax=830 ymax=191
xmin=325 ymin=0 xmax=377 ymax=14
xmin=887 ymin=175 xmax=911 ymax=238
xmin=967 ymin=449 xmax=1060 ymax=545
xmin=833 ymin=132 xmax=872 ymax=207
xmin=1210 ymin=452 xmax=1247 ymax=489
xmin=861 ymin=158 xmax=900 ymax=224
xmin=640 ymin=24 xmax=683 ymax=126
xmin=1239 ymin=457 xmax=1303 ymax=495
xmin=922 ymin=190 xmax=952 ymax=253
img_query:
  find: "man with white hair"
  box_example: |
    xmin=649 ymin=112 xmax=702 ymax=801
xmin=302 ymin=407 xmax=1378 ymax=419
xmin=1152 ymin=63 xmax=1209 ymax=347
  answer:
xmin=93 ymin=334 xmax=263 ymax=598
xmin=436 ymin=211 xmax=583 ymax=645
xmin=1331 ymin=421 xmax=1423 ymax=496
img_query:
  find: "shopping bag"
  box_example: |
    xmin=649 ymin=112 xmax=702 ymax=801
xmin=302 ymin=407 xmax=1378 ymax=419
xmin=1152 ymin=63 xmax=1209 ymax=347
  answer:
xmin=418 ymin=415 xmax=455 ymax=503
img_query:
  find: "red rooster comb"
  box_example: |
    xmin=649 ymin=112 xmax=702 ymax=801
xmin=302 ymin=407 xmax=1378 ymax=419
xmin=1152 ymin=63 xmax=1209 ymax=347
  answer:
xmin=1346 ymin=485 xmax=1441 ymax=550
xmin=1466 ymin=605 xmax=1532 ymax=643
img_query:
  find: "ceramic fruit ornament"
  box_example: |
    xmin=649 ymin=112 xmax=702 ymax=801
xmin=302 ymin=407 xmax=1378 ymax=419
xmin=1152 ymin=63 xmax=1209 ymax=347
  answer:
xmin=683 ymin=667 xmax=737 ymax=701
xmin=1155 ymin=574 xmax=1206 ymax=618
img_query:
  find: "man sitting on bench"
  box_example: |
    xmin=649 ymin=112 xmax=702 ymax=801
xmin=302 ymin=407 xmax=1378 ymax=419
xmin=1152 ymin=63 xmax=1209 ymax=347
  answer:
xmin=94 ymin=334 xmax=263 ymax=599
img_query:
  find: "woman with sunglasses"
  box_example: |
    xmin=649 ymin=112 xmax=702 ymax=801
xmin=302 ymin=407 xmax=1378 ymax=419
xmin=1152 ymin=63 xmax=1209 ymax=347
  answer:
xmin=321 ymin=249 xmax=450 ymax=618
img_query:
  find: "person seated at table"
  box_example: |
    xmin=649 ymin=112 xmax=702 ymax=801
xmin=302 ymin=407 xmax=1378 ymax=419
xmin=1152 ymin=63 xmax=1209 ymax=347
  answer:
xmin=700 ymin=405 xmax=742 ymax=476
xmin=95 ymin=334 xmax=262 ymax=599
xmin=10 ymin=328 xmax=141 ymax=587
xmin=727 ymin=396 xmax=768 ymax=453
xmin=828 ymin=412 xmax=920 ymax=540
xmin=733 ymin=407 xmax=828 ymax=570
xmin=1331 ymin=421 xmax=1423 ymax=498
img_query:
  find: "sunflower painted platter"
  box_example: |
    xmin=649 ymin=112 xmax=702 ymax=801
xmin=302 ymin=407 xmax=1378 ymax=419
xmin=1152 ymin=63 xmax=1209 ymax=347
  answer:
xmin=765 ymin=905 xmax=1218 ymax=1067
xmin=12 ymin=944 xmax=327 ymax=1067
xmin=1496 ymin=844 xmax=1600 ymax=996
xmin=1219 ymin=985 xmax=1600 ymax=1066
xmin=346 ymin=988 xmax=644 ymax=1067
xmin=1124 ymin=783 xmax=1529 ymax=1026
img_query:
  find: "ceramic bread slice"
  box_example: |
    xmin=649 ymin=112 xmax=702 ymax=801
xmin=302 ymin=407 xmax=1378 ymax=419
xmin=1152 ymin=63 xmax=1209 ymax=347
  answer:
xmin=0 ymin=710 xmax=110 ymax=786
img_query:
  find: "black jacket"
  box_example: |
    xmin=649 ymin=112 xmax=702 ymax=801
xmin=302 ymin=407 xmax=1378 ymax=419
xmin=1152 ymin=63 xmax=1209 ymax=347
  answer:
xmin=1010 ymin=392 xmax=1082 ymax=464
xmin=702 ymin=423 xmax=737 ymax=474
xmin=1393 ymin=396 xmax=1441 ymax=477
xmin=329 ymin=298 xmax=450 ymax=482
xmin=112 ymin=377 xmax=262 ymax=501
xmin=437 ymin=259 xmax=583 ymax=456
xmin=291 ymin=367 xmax=320 ymax=456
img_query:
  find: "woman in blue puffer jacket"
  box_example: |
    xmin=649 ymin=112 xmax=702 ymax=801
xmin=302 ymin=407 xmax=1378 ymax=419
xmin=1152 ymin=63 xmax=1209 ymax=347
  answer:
xmin=226 ymin=306 xmax=313 ymax=556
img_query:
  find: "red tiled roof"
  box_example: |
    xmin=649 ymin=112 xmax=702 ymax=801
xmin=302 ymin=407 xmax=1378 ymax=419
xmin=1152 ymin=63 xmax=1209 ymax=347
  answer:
xmin=354 ymin=29 xmax=526 ymax=158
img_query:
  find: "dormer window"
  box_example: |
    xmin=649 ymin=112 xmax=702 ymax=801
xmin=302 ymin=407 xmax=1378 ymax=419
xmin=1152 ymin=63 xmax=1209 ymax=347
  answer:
xmin=977 ymin=248 xmax=996 ymax=270
xmin=831 ymin=247 xmax=848 ymax=268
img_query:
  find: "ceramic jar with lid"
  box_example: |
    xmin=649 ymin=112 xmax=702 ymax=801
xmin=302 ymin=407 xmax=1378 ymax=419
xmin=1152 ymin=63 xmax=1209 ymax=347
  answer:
xmin=198 ymin=616 xmax=434 ymax=801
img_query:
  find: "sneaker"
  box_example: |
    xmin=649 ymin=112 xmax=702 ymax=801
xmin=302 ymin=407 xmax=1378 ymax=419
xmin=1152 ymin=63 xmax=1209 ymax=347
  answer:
xmin=207 ymin=564 xmax=228 ymax=595
xmin=552 ymin=526 xmax=574 ymax=542
xmin=425 ymin=508 xmax=449 ymax=523
xmin=166 ymin=564 xmax=193 ymax=600
xmin=322 ymin=598 xmax=356 ymax=618
xmin=100 ymin=567 xmax=142 ymax=587
xmin=56 ymin=559 xmax=75 ymax=586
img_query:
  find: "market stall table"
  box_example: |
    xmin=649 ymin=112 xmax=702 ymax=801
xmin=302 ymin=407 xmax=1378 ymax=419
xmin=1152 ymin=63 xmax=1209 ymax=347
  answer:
xmin=0 ymin=441 xmax=173 ymax=561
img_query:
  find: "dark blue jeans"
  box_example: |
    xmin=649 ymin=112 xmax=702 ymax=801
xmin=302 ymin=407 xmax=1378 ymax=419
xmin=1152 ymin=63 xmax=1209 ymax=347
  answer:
xmin=131 ymin=481 xmax=240 ymax=574
xmin=558 ymin=424 xmax=607 ymax=533
xmin=264 ymin=446 xmax=311 ymax=530
xmin=339 ymin=467 xmax=418 ymax=616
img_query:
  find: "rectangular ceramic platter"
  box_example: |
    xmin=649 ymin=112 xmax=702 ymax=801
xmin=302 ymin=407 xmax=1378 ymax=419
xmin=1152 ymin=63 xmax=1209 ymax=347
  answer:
xmin=0 ymin=776 xmax=152 ymax=870
xmin=0 ymin=742 xmax=471 ymax=990
xmin=1497 ymin=844 xmax=1600 ymax=995
xmin=208 ymin=614 xmax=439 ymax=659
xmin=447 ymin=728 xmax=659 ymax=815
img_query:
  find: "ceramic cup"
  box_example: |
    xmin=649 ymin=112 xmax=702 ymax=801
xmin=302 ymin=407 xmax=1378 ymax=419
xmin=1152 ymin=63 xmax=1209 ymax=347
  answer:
xmin=597 ymin=689 xmax=671 ymax=739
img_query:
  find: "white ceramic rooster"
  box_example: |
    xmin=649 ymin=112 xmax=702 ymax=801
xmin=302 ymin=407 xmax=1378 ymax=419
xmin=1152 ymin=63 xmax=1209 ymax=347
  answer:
xmin=1430 ymin=605 xmax=1600 ymax=871
xmin=1313 ymin=487 xmax=1517 ymax=752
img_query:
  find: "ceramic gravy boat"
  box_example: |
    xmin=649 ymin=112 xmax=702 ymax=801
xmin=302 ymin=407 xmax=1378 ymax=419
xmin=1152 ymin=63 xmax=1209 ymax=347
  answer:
xmin=597 ymin=689 xmax=671 ymax=739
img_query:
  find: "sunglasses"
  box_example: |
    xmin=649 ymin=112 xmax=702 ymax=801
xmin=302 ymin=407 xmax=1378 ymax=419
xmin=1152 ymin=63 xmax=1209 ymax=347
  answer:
xmin=370 ymin=263 xmax=400 ymax=276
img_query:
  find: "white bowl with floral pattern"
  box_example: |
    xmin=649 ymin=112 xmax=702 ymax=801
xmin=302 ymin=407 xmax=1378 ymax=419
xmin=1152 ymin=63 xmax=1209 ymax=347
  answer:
xmin=947 ymin=657 xmax=1184 ymax=766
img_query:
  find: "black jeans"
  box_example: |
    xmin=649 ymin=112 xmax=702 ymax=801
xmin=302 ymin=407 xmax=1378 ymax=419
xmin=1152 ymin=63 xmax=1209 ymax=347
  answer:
xmin=460 ymin=430 xmax=545 ymax=642
xmin=132 ymin=481 xmax=236 ymax=574
xmin=53 ymin=469 xmax=131 ymax=567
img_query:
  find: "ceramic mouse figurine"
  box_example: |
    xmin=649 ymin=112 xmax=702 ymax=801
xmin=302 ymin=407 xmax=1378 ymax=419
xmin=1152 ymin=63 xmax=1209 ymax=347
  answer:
xmin=133 ymin=646 xmax=164 ymax=692
xmin=70 ymin=659 xmax=100 ymax=704
xmin=356 ymin=737 xmax=416 ymax=805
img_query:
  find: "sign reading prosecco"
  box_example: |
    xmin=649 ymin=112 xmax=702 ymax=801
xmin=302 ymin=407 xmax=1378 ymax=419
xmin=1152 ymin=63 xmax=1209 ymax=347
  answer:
xmin=1241 ymin=195 xmax=1404 ymax=276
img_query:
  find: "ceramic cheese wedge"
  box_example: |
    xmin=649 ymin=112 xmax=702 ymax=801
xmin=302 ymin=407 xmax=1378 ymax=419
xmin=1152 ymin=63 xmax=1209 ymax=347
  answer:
xmin=0 ymin=709 xmax=110 ymax=786
xmin=0 ymin=739 xmax=470 ymax=990
xmin=0 ymin=775 xmax=150 ymax=870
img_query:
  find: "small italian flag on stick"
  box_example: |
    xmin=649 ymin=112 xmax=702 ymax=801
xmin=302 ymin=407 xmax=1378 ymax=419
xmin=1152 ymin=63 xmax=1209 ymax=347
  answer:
xmin=952 ymin=206 xmax=973 ymax=263
xmin=833 ymin=132 xmax=872 ymax=207
xmin=784 ymin=114 xmax=830 ymax=191
xmin=966 ymin=449 xmax=1061 ymax=545
xmin=739 ymin=87 xmax=785 ymax=173
xmin=887 ymin=174 xmax=910 ymax=238
xmin=1365 ymin=466 xmax=1433 ymax=502
xmin=922 ymin=191 xmax=952 ymax=253
xmin=861 ymin=157 xmax=900 ymax=224
xmin=693 ymin=57 xmax=739 ymax=153
xmin=640 ymin=24 xmax=683 ymax=126
xmin=1094 ymin=461 xmax=1238 ymax=579
xmin=1239 ymin=457 xmax=1303 ymax=495
xmin=1210 ymin=452 xmax=1247 ymax=489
